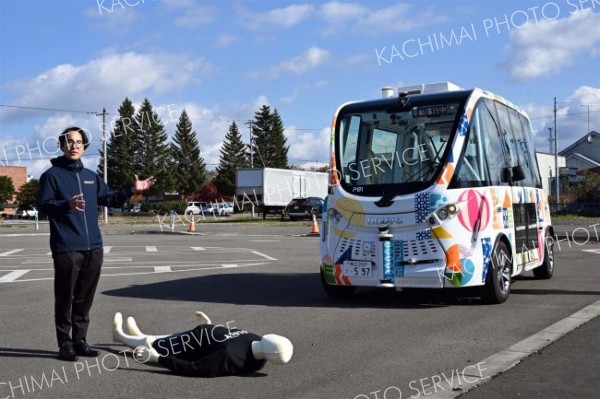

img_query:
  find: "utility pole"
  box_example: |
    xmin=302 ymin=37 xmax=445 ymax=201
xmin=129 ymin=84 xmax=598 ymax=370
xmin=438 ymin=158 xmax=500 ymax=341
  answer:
xmin=96 ymin=108 xmax=109 ymax=224
xmin=554 ymin=97 xmax=559 ymax=206
xmin=246 ymin=120 xmax=254 ymax=168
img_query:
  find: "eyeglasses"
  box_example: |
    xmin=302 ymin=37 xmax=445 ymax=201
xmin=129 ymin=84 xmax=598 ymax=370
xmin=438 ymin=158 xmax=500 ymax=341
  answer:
xmin=67 ymin=140 xmax=84 ymax=148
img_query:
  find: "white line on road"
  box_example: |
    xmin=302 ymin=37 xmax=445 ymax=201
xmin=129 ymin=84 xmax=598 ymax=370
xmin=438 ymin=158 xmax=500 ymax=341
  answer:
xmin=221 ymin=264 xmax=238 ymax=268
xmin=437 ymin=299 xmax=600 ymax=398
xmin=145 ymin=246 xmax=158 ymax=252
xmin=6 ymin=262 xmax=269 ymax=282
xmin=104 ymin=246 xmax=112 ymax=254
xmin=154 ymin=266 xmax=172 ymax=273
xmin=191 ymin=247 xmax=205 ymax=251
xmin=0 ymin=270 xmax=30 ymax=283
xmin=0 ymin=249 xmax=25 ymax=257
xmin=582 ymin=249 xmax=600 ymax=254
xmin=251 ymin=250 xmax=277 ymax=261
xmin=21 ymin=257 xmax=133 ymax=264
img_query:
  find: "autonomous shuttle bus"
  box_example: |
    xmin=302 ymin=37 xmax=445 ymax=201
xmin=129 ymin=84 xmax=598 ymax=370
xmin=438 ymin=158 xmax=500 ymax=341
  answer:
xmin=320 ymin=82 xmax=555 ymax=304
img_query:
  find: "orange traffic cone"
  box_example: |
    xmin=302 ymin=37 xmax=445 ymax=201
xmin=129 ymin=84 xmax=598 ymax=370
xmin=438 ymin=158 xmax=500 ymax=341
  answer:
xmin=188 ymin=217 xmax=196 ymax=233
xmin=309 ymin=213 xmax=320 ymax=235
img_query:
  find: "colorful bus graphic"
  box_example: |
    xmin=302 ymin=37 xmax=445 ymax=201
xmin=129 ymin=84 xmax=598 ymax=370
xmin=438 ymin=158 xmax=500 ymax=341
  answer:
xmin=320 ymin=82 xmax=555 ymax=304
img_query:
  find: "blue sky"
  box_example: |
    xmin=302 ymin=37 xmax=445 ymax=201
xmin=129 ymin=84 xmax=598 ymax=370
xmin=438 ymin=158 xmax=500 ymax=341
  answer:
xmin=1 ymin=0 xmax=599 ymax=179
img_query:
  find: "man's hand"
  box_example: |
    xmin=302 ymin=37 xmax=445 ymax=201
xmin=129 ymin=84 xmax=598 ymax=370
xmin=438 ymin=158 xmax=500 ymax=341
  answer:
xmin=69 ymin=193 xmax=85 ymax=211
xmin=133 ymin=175 xmax=156 ymax=193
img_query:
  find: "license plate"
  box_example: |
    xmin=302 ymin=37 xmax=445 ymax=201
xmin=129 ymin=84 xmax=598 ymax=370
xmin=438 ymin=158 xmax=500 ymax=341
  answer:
xmin=293 ymin=206 xmax=299 ymax=209
xmin=342 ymin=261 xmax=372 ymax=277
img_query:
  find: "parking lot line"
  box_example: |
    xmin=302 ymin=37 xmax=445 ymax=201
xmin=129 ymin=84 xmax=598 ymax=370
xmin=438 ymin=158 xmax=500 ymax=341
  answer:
xmin=154 ymin=266 xmax=172 ymax=273
xmin=0 ymin=270 xmax=30 ymax=283
xmin=145 ymin=246 xmax=158 ymax=252
xmin=191 ymin=247 xmax=206 ymax=251
xmin=251 ymin=250 xmax=277 ymax=261
xmin=0 ymin=249 xmax=25 ymax=257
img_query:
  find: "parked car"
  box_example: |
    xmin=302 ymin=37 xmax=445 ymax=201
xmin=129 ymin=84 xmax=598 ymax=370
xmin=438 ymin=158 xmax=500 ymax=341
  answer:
xmin=285 ymin=197 xmax=323 ymax=221
xmin=15 ymin=205 xmax=38 ymax=219
xmin=218 ymin=202 xmax=234 ymax=216
xmin=185 ymin=202 xmax=208 ymax=215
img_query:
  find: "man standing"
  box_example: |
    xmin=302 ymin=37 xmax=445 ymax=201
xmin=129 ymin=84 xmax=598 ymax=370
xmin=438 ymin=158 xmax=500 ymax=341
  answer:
xmin=39 ymin=126 xmax=155 ymax=361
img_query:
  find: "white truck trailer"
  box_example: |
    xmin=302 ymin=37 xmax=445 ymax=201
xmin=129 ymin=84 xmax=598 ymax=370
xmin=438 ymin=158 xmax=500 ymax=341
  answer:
xmin=235 ymin=168 xmax=328 ymax=219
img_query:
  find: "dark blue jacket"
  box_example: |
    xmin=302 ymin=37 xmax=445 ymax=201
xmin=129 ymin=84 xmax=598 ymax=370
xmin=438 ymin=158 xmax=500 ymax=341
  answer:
xmin=39 ymin=156 xmax=133 ymax=253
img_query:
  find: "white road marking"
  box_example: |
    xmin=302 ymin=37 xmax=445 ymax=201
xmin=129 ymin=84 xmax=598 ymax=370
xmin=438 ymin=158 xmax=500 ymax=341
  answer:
xmin=6 ymin=262 xmax=270 ymax=282
xmin=248 ymin=240 xmax=280 ymax=242
xmin=251 ymin=250 xmax=277 ymax=261
xmin=582 ymin=249 xmax=600 ymax=254
xmin=21 ymin=257 xmax=132 ymax=264
xmin=0 ymin=246 xmax=277 ymax=283
xmin=0 ymin=270 xmax=30 ymax=283
xmin=0 ymin=249 xmax=25 ymax=257
xmin=436 ymin=299 xmax=600 ymax=398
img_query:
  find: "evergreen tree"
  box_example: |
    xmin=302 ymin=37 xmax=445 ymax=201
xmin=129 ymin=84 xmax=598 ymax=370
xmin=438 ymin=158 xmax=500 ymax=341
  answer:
xmin=214 ymin=122 xmax=249 ymax=196
xmin=98 ymin=98 xmax=137 ymax=189
xmin=171 ymin=109 xmax=207 ymax=197
xmin=269 ymin=109 xmax=289 ymax=168
xmin=132 ymin=99 xmax=176 ymax=195
xmin=251 ymin=105 xmax=289 ymax=169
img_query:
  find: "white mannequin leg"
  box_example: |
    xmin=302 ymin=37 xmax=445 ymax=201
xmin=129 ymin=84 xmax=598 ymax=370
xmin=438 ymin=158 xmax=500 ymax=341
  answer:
xmin=126 ymin=316 xmax=144 ymax=336
xmin=113 ymin=312 xmax=158 ymax=348
xmin=126 ymin=316 xmax=168 ymax=339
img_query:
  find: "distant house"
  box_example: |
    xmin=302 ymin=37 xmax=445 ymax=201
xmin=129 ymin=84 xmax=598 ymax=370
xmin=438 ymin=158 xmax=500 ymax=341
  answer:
xmin=535 ymin=152 xmax=566 ymax=196
xmin=559 ymin=131 xmax=600 ymax=171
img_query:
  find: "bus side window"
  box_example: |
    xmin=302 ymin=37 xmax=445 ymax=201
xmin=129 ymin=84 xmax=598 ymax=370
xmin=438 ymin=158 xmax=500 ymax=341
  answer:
xmin=507 ymin=107 xmax=536 ymax=187
xmin=518 ymin=113 xmax=543 ymax=188
xmin=480 ymin=100 xmax=509 ymax=185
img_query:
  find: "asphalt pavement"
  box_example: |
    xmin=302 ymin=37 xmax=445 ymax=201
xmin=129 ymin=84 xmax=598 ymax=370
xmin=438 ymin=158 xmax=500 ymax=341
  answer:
xmin=0 ymin=218 xmax=598 ymax=398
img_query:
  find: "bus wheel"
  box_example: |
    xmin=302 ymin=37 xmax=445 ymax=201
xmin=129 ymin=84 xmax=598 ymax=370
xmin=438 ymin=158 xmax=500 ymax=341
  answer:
xmin=533 ymin=232 xmax=554 ymax=279
xmin=481 ymin=241 xmax=512 ymax=304
xmin=320 ymin=268 xmax=356 ymax=298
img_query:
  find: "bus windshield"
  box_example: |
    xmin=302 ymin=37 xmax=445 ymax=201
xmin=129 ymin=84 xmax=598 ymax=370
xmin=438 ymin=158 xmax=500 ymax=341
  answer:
xmin=336 ymin=100 xmax=464 ymax=197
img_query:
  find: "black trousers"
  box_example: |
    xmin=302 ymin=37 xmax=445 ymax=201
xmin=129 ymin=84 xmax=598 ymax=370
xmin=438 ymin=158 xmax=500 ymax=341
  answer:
xmin=52 ymin=248 xmax=103 ymax=347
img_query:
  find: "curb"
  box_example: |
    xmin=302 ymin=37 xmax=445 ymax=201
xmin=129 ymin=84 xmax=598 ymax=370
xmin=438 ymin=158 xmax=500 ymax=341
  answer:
xmin=439 ymin=300 xmax=600 ymax=398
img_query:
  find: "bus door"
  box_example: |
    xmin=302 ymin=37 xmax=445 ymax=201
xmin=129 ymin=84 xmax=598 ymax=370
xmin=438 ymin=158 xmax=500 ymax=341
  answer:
xmin=495 ymin=102 xmax=542 ymax=270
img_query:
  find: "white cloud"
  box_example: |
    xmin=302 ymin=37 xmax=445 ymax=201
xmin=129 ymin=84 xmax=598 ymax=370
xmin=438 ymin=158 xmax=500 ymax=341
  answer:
xmin=214 ymin=34 xmax=238 ymax=48
xmin=285 ymin=127 xmax=330 ymax=166
xmin=319 ymin=2 xmax=446 ymax=35
xmin=236 ymin=4 xmax=315 ymax=30
xmin=1 ymin=52 xmax=211 ymax=124
xmin=529 ymin=86 xmax=600 ymax=152
xmin=268 ymin=46 xmax=330 ymax=77
xmin=506 ymin=9 xmax=600 ymax=80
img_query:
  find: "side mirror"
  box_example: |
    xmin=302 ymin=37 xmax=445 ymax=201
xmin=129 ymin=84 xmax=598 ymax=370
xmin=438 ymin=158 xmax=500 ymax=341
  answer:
xmin=512 ymin=165 xmax=526 ymax=182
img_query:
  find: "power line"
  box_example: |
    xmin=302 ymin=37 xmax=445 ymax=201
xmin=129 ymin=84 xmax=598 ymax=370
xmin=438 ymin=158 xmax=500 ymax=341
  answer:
xmin=0 ymin=104 xmax=97 ymax=115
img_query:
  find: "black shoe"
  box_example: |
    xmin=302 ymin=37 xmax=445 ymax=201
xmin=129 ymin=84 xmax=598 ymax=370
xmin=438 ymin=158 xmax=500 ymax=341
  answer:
xmin=58 ymin=342 xmax=78 ymax=361
xmin=74 ymin=340 xmax=100 ymax=357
